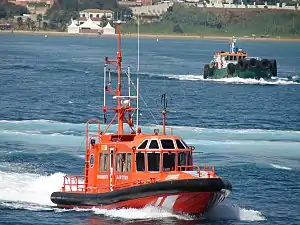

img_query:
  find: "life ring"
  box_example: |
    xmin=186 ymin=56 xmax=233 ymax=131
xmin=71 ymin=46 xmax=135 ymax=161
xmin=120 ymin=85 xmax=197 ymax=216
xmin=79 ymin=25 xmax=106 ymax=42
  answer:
xmin=227 ymin=63 xmax=236 ymax=75
xmin=249 ymin=58 xmax=257 ymax=68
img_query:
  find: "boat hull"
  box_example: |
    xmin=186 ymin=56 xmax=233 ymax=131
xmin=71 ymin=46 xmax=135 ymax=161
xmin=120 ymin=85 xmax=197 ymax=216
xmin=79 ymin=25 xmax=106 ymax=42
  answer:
xmin=204 ymin=59 xmax=277 ymax=80
xmin=51 ymin=178 xmax=232 ymax=215
xmin=206 ymin=67 xmax=273 ymax=79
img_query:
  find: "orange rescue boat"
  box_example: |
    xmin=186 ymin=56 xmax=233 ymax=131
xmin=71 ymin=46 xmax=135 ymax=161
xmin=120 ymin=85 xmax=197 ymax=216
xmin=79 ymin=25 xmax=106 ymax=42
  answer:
xmin=50 ymin=20 xmax=232 ymax=215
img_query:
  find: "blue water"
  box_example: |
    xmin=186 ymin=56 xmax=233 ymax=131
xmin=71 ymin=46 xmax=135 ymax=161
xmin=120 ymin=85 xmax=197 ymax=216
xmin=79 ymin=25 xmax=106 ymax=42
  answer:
xmin=0 ymin=33 xmax=300 ymax=225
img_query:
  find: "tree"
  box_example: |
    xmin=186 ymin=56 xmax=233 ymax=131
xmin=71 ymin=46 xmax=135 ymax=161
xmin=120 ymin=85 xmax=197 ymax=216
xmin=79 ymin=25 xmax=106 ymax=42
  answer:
xmin=31 ymin=20 xmax=36 ymax=30
xmin=37 ymin=13 xmax=43 ymax=28
xmin=0 ymin=2 xmax=29 ymax=19
xmin=42 ymin=21 xmax=48 ymax=30
xmin=17 ymin=16 xmax=23 ymax=28
xmin=173 ymin=23 xmax=183 ymax=33
xmin=101 ymin=15 xmax=107 ymax=26
xmin=26 ymin=17 xmax=31 ymax=30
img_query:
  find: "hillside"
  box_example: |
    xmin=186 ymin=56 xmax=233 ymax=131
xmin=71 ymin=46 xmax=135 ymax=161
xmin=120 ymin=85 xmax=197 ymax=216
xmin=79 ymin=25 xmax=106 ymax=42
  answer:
xmin=123 ymin=4 xmax=300 ymax=37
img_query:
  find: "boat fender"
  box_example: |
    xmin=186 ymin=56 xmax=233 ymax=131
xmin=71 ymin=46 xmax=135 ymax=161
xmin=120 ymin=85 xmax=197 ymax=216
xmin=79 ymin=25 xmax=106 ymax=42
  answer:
xmin=204 ymin=64 xmax=210 ymax=79
xmin=249 ymin=58 xmax=257 ymax=68
xmin=260 ymin=59 xmax=271 ymax=70
xmin=227 ymin=63 xmax=236 ymax=75
xmin=270 ymin=60 xmax=277 ymax=77
xmin=238 ymin=59 xmax=248 ymax=70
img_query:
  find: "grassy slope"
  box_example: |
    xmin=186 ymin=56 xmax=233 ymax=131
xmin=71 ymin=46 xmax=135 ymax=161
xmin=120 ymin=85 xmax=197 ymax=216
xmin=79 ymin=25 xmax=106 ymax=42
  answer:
xmin=123 ymin=5 xmax=300 ymax=37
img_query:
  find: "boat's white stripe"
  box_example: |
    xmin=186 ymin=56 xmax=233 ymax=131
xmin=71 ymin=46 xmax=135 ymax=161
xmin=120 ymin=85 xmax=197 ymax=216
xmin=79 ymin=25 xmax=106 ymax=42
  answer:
xmin=161 ymin=195 xmax=179 ymax=209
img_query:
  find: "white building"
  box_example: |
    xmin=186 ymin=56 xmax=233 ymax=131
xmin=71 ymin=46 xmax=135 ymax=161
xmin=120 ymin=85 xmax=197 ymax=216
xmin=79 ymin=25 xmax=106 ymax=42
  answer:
xmin=78 ymin=9 xmax=114 ymax=26
xmin=103 ymin=22 xmax=115 ymax=35
xmin=67 ymin=19 xmax=79 ymax=34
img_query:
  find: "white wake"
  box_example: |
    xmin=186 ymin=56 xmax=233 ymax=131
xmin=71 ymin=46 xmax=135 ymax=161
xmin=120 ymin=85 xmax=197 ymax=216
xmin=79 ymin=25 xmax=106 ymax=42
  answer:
xmin=270 ymin=164 xmax=292 ymax=170
xmin=164 ymin=74 xmax=299 ymax=85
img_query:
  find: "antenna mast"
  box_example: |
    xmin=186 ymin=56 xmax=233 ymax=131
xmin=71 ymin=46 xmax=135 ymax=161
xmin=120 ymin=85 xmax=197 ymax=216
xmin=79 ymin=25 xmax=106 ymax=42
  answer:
xmin=136 ymin=14 xmax=140 ymax=129
xmin=103 ymin=19 xmax=138 ymax=135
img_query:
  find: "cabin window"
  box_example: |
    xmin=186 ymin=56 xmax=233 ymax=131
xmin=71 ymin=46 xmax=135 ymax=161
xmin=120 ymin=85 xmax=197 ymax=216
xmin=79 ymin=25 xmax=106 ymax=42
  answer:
xmin=147 ymin=153 xmax=160 ymax=171
xmin=138 ymin=140 xmax=148 ymax=149
xmin=116 ymin=153 xmax=126 ymax=172
xmin=136 ymin=152 xmax=145 ymax=171
xmin=225 ymin=56 xmax=228 ymax=60
xmin=178 ymin=152 xmax=186 ymax=167
xmin=181 ymin=139 xmax=189 ymax=148
xmin=187 ymin=151 xmax=192 ymax=165
xmin=149 ymin=140 xmax=159 ymax=149
xmin=126 ymin=153 xmax=132 ymax=172
xmin=229 ymin=56 xmax=233 ymax=61
xmin=161 ymin=139 xmax=175 ymax=149
xmin=163 ymin=152 xmax=175 ymax=171
xmin=234 ymin=56 xmax=237 ymax=61
xmin=176 ymin=139 xmax=185 ymax=149
xmin=99 ymin=153 xmax=108 ymax=172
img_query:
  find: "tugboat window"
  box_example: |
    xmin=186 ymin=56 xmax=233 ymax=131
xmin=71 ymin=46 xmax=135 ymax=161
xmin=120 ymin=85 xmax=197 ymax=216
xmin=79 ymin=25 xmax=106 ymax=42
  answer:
xmin=161 ymin=139 xmax=175 ymax=149
xmin=147 ymin=153 xmax=160 ymax=171
xmin=136 ymin=152 xmax=145 ymax=171
xmin=138 ymin=140 xmax=148 ymax=149
xmin=116 ymin=153 xmax=127 ymax=172
xmin=126 ymin=153 xmax=132 ymax=172
xmin=163 ymin=153 xmax=175 ymax=171
xmin=176 ymin=139 xmax=185 ymax=149
xmin=99 ymin=153 xmax=108 ymax=172
xmin=149 ymin=140 xmax=159 ymax=149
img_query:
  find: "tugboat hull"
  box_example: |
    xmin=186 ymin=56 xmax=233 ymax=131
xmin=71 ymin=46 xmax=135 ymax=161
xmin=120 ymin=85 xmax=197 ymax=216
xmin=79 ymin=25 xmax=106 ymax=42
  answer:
xmin=204 ymin=58 xmax=277 ymax=80
xmin=206 ymin=67 xmax=274 ymax=79
xmin=51 ymin=178 xmax=231 ymax=215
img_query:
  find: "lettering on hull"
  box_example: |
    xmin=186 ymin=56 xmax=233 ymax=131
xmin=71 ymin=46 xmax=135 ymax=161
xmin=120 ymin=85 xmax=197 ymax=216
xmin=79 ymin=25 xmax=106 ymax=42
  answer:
xmin=116 ymin=175 xmax=128 ymax=180
xmin=97 ymin=175 xmax=108 ymax=179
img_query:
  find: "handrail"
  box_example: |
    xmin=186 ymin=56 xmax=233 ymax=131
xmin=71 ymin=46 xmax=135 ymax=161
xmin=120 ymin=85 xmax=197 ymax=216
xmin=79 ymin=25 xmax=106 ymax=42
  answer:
xmin=61 ymin=175 xmax=158 ymax=193
xmin=177 ymin=165 xmax=215 ymax=172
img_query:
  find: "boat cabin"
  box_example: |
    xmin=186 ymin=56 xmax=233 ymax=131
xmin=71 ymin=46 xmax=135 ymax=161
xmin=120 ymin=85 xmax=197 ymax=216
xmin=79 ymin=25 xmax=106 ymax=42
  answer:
xmin=80 ymin=128 xmax=198 ymax=193
xmin=211 ymin=51 xmax=247 ymax=69
xmin=210 ymin=36 xmax=249 ymax=69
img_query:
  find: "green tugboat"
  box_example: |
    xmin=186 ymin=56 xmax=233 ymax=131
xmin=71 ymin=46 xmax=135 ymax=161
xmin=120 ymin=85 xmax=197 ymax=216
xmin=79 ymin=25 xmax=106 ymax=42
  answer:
xmin=204 ymin=37 xmax=277 ymax=79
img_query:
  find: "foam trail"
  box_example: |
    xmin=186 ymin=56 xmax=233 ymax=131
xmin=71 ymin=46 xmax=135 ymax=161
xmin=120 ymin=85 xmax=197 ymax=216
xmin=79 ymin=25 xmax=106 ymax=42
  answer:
xmin=93 ymin=206 xmax=193 ymax=220
xmin=206 ymin=204 xmax=266 ymax=221
xmin=162 ymin=74 xmax=299 ymax=85
xmin=0 ymin=171 xmax=65 ymax=207
xmin=270 ymin=164 xmax=292 ymax=170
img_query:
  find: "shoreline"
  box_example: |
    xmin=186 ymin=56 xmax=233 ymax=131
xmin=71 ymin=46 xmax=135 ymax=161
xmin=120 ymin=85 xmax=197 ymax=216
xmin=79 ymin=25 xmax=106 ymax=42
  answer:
xmin=1 ymin=30 xmax=300 ymax=42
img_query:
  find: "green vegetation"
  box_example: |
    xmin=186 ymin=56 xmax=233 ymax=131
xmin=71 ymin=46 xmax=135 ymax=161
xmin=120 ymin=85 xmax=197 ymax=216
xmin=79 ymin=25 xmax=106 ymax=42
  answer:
xmin=46 ymin=0 xmax=132 ymax=31
xmin=123 ymin=4 xmax=300 ymax=37
xmin=0 ymin=2 xmax=28 ymax=19
xmin=1 ymin=0 xmax=299 ymax=38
